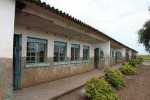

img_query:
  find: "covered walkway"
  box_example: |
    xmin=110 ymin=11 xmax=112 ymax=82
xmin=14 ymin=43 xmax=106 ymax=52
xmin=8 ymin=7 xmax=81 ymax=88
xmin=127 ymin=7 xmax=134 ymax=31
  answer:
xmin=14 ymin=69 xmax=104 ymax=100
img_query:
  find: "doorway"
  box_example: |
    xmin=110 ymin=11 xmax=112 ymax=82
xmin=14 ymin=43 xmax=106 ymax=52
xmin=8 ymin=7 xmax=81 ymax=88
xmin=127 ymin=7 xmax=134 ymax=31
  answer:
xmin=94 ymin=48 xmax=99 ymax=68
xmin=13 ymin=34 xmax=22 ymax=90
xmin=99 ymin=50 xmax=105 ymax=67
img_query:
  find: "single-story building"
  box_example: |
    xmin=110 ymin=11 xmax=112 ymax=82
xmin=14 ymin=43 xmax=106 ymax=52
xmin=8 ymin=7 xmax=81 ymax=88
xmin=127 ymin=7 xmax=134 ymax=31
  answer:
xmin=0 ymin=0 xmax=137 ymax=99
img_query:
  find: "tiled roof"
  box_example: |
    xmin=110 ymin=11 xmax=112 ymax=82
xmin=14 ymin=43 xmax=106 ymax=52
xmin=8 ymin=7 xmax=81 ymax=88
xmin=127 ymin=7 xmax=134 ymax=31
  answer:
xmin=17 ymin=0 xmax=137 ymax=52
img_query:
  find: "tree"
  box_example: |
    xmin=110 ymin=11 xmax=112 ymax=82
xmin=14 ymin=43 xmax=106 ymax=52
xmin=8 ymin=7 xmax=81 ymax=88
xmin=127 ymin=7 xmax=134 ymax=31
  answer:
xmin=138 ymin=20 xmax=150 ymax=53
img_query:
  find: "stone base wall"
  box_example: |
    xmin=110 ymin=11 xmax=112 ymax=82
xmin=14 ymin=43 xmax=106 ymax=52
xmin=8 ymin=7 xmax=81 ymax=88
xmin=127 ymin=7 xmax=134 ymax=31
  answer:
xmin=0 ymin=58 xmax=13 ymax=100
xmin=21 ymin=58 xmax=94 ymax=88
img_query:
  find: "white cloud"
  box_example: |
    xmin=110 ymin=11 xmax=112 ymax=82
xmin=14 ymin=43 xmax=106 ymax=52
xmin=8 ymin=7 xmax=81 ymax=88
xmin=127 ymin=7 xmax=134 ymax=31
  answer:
xmin=42 ymin=0 xmax=150 ymax=54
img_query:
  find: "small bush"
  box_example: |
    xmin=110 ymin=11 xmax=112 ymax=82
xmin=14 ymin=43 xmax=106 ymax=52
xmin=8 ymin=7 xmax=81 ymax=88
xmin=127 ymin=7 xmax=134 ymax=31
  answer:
xmin=128 ymin=58 xmax=144 ymax=66
xmin=85 ymin=78 xmax=119 ymax=100
xmin=136 ymin=57 xmax=144 ymax=64
xmin=105 ymin=68 xmax=125 ymax=89
xmin=120 ymin=63 xmax=137 ymax=75
xmin=128 ymin=59 xmax=137 ymax=67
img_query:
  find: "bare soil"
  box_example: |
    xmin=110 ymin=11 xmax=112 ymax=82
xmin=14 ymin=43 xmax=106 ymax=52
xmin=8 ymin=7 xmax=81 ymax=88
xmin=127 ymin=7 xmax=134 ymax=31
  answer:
xmin=56 ymin=64 xmax=150 ymax=100
xmin=118 ymin=65 xmax=150 ymax=100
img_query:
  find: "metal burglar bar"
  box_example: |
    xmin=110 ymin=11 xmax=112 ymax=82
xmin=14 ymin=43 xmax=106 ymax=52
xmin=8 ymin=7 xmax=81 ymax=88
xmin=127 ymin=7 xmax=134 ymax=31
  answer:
xmin=54 ymin=41 xmax=67 ymax=62
xmin=26 ymin=37 xmax=47 ymax=64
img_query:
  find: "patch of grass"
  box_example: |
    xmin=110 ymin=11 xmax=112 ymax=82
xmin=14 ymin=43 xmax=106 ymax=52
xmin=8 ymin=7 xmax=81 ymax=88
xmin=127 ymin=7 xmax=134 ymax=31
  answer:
xmin=139 ymin=55 xmax=150 ymax=61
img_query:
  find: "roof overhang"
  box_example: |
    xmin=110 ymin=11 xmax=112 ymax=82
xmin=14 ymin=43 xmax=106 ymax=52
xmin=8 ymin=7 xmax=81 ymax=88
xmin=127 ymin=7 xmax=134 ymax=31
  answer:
xmin=15 ymin=0 xmax=138 ymax=52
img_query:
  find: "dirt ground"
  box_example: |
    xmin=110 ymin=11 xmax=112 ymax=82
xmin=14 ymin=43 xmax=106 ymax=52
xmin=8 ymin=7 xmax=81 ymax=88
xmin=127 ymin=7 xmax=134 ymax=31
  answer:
xmin=56 ymin=63 xmax=150 ymax=100
xmin=118 ymin=64 xmax=150 ymax=100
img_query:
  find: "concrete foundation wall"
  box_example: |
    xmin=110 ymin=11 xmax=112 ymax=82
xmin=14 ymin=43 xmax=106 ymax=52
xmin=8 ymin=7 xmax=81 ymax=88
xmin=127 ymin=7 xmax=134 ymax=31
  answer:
xmin=0 ymin=58 xmax=13 ymax=100
xmin=21 ymin=58 xmax=94 ymax=88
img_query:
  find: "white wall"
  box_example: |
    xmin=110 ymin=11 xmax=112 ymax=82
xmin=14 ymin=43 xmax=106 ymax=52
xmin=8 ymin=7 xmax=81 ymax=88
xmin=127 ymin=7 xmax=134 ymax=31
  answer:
xmin=114 ymin=48 xmax=126 ymax=58
xmin=120 ymin=48 xmax=126 ymax=58
xmin=0 ymin=0 xmax=15 ymax=100
xmin=128 ymin=50 xmax=132 ymax=59
xmin=94 ymin=41 xmax=111 ymax=65
xmin=0 ymin=0 xmax=16 ymax=58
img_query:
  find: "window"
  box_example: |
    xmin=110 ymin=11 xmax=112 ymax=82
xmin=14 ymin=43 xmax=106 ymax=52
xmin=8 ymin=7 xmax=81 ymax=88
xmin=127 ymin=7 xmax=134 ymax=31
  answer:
xmin=83 ymin=46 xmax=89 ymax=60
xmin=111 ymin=51 xmax=115 ymax=58
xmin=26 ymin=37 xmax=47 ymax=64
xmin=117 ymin=51 xmax=122 ymax=59
xmin=100 ymin=50 xmax=104 ymax=59
xmin=54 ymin=41 xmax=67 ymax=62
xmin=71 ymin=44 xmax=80 ymax=61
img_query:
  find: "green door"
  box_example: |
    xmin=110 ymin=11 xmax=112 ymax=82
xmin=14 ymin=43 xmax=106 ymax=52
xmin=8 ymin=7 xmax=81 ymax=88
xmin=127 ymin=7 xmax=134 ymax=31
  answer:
xmin=94 ymin=48 xmax=99 ymax=68
xmin=100 ymin=50 xmax=104 ymax=65
xmin=13 ymin=34 xmax=22 ymax=90
xmin=115 ymin=52 xmax=118 ymax=64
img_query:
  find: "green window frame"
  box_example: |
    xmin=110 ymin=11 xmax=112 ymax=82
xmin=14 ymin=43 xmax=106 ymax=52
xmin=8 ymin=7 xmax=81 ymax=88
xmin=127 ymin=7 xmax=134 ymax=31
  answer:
xmin=26 ymin=37 xmax=47 ymax=64
xmin=71 ymin=44 xmax=80 ymax=61
xmin=54 ymin=41 xmax=67 ymax=62
xmin=83 ymin=46 xmax=90 ymax=60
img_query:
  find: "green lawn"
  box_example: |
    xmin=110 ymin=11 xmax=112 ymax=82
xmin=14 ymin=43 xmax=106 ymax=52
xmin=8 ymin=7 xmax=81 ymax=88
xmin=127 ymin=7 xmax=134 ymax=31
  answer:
xmin=139 ymin=55 xmax=150 ymax=61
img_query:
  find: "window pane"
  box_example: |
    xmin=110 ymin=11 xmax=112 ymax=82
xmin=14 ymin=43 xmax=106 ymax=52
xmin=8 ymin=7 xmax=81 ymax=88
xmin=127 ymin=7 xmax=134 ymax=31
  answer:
xmin=37 ymin=43 xmax=47 ymax=63
xmin=83 ymin=46 xmax=89 ymax=60
xmin=54 ymin=41 xmax=67 ymax=62
xmin=54 ymin=47 xmax=59 ymax=62
xmin=75 ymin=48 xmax=79 ymax=60
xmin=60 ymin=47 xmax=65 ymax=61
xmin=71 ymin=48 xmax=74 ymax=61
xmin=100 ymin=50 xmax=104 ymax=58
xmin=39 ymin=57 xmax=44 ymax=62
xmin=71 ymin=44 xmax=80 ymax=61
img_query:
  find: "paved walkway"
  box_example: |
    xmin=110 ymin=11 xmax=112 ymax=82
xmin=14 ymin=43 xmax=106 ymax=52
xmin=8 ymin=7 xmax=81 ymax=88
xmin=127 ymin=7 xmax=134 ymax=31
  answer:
xmin=14 ymin=69 xmax=104 ymax=100
xmin=143 ymin=61 xmax=150 ymax=66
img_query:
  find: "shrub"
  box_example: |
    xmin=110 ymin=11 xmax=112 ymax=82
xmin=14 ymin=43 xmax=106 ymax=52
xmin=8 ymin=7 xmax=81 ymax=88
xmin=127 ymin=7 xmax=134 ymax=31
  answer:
xmin=105 ymin=68 xmax=125 ymax=89
xmin=128 ymin=59 xmax=137 ymax=67
xmin=120 ymin=63 xmax=137 ymax=75
xmin=85 ymin=78 xmax=119 ymax=100
xmin=128 ymin=58 xmax=144 ymax=66
xmin=136 ymin=57 xmax=144 ymax=64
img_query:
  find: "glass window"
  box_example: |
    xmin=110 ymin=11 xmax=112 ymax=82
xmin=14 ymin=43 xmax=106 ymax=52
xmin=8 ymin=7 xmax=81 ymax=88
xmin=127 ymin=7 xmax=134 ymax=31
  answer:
xmin=71 ymin=44 xmax=80 ymax=61
xmin=54 ymin=41 xmax=67 ymax=62
xmin=83 ymin=46 xmax=90 ymax=60
xmin=100 ymin=50 xmax=104 ymax=59
xmin=26 ymin=37 xmax=47 ymax=64
xmin=117 ymin=51 xmax=122 ymax=59
xmin=111 ymin=51 xmax=115 ymax=58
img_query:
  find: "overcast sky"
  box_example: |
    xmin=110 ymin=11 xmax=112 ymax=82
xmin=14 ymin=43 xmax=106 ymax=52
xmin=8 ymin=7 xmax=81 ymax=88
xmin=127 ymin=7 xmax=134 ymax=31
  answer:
xmin=41 ymin=0 xmax=150 ymax=55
